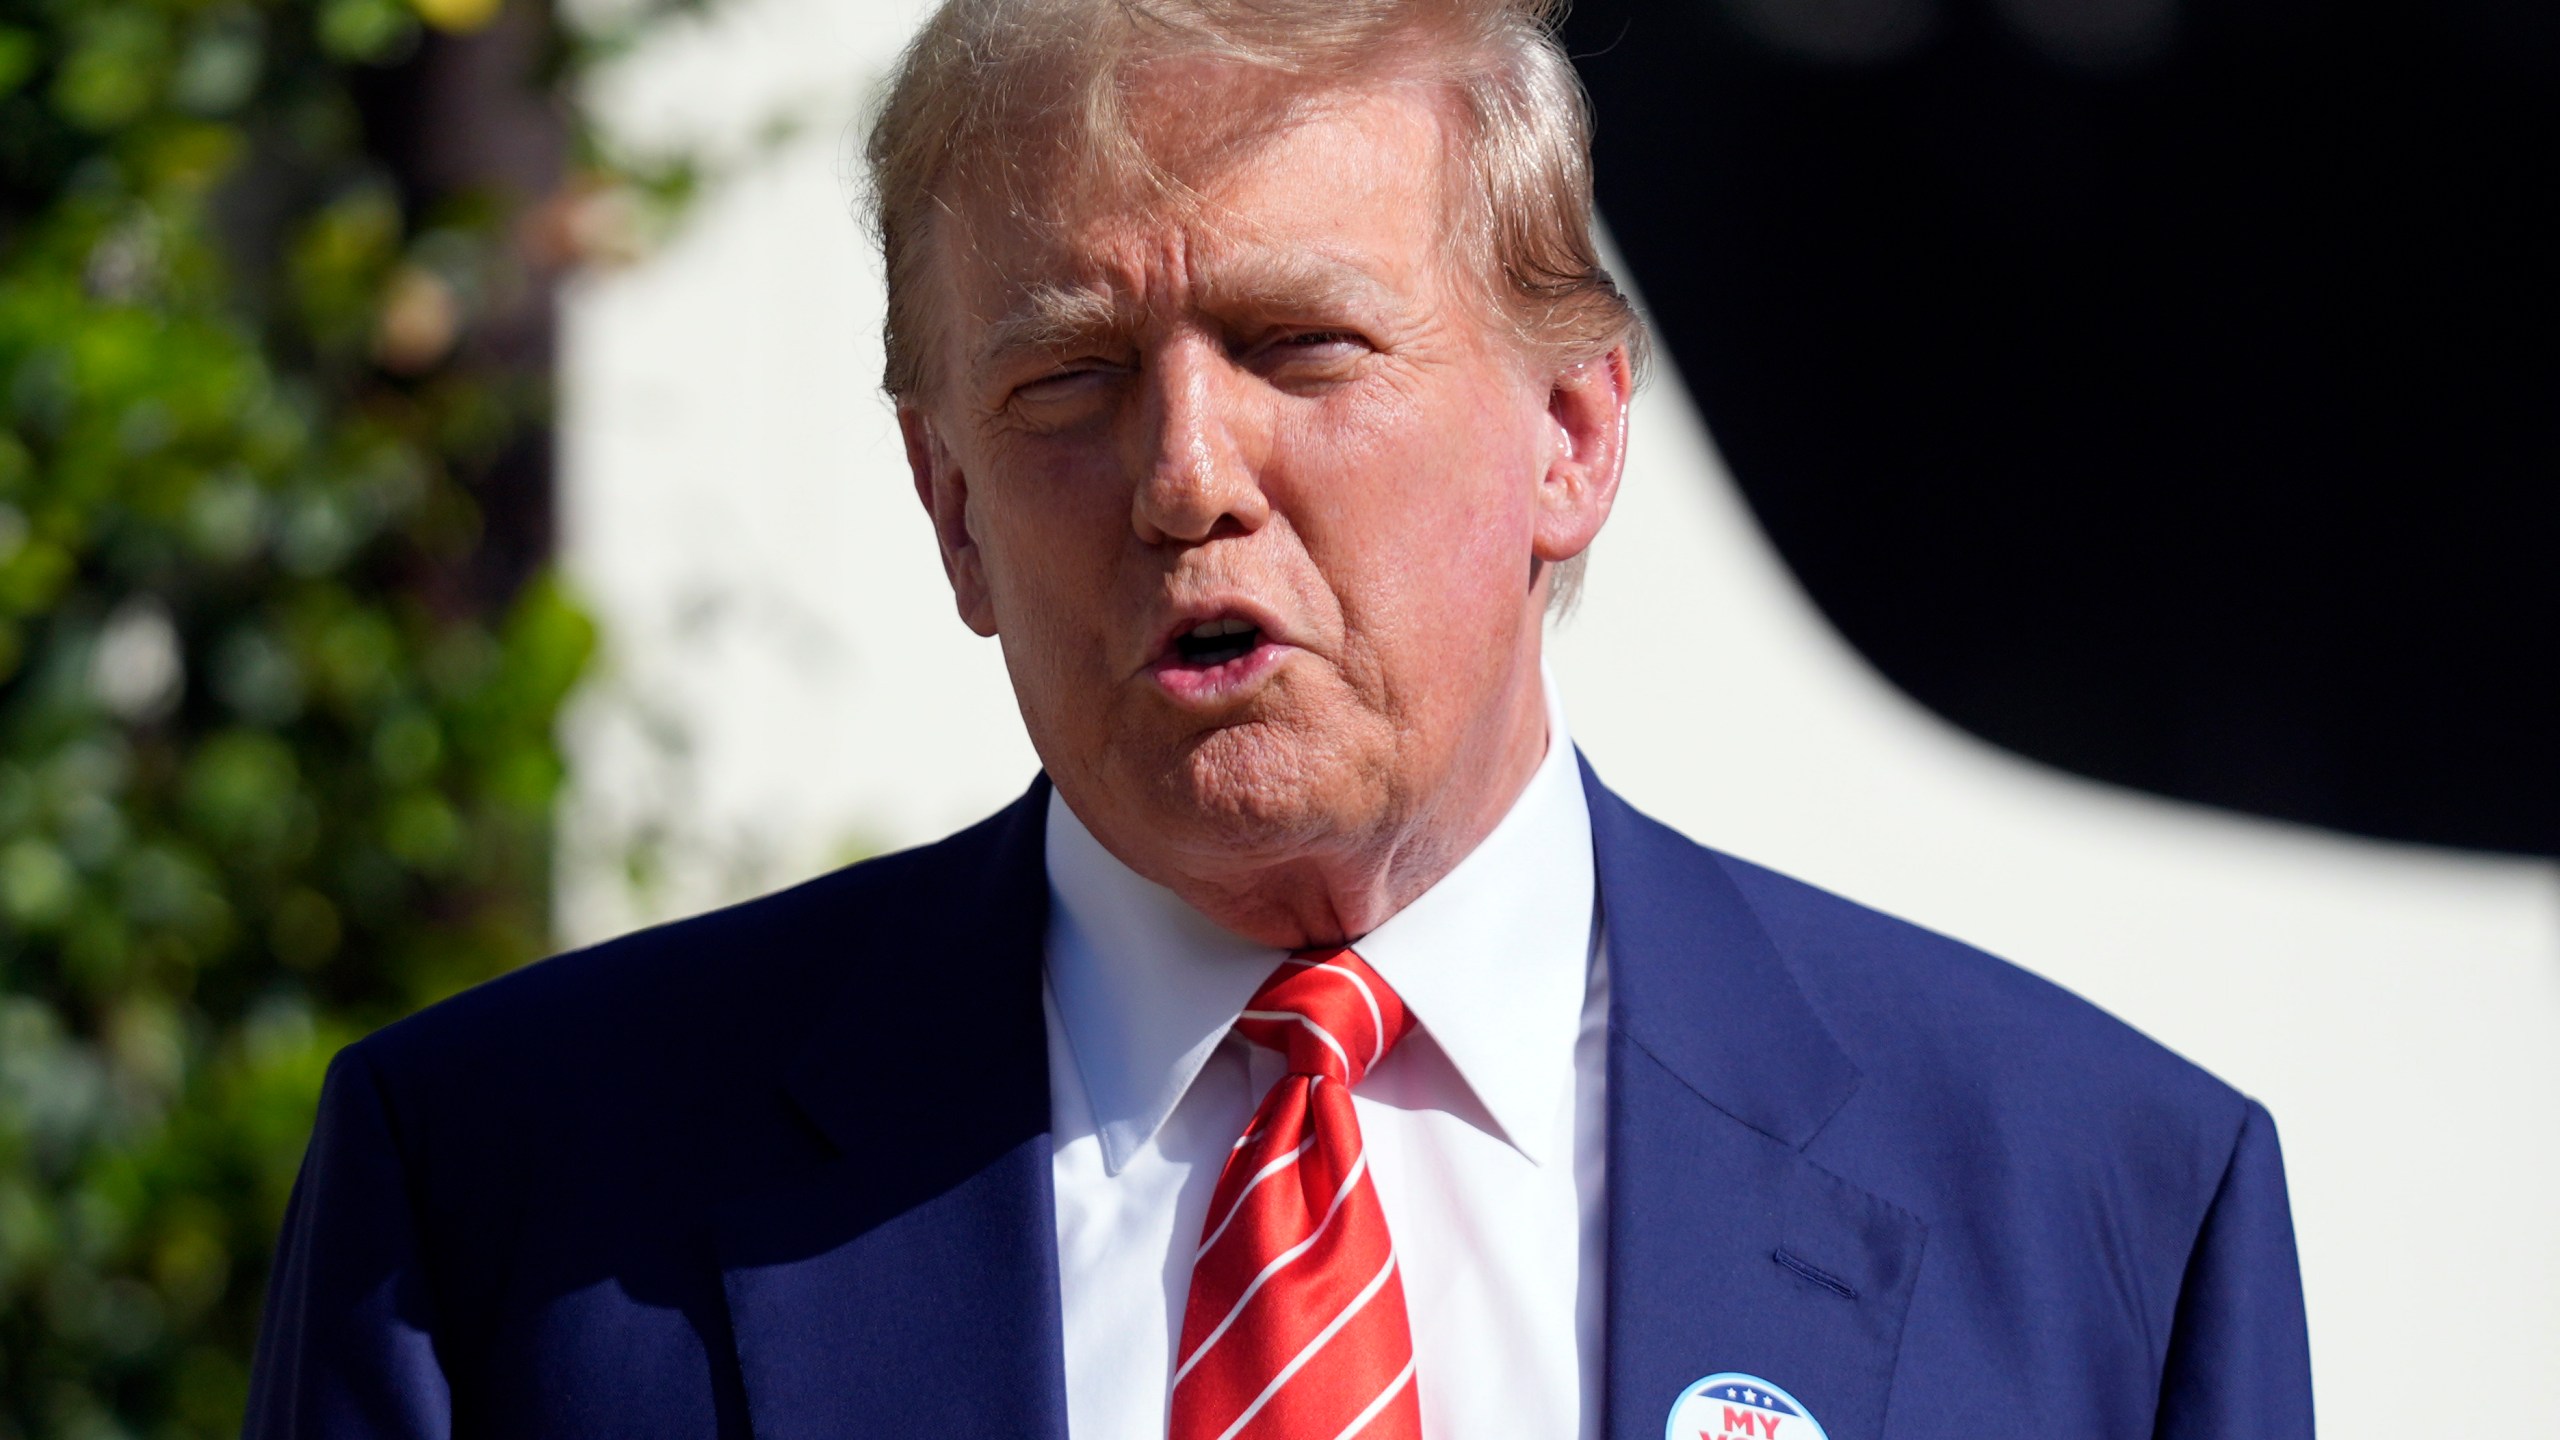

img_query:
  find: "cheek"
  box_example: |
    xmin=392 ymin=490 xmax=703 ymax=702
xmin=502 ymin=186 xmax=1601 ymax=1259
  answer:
xmin=1286 ymin=387 xmax=1543 ymax=646
xmin=968 ymin=446 xmax=1136 ymax=670
xmin=973 ymin=445 xmax=1119 ymax=594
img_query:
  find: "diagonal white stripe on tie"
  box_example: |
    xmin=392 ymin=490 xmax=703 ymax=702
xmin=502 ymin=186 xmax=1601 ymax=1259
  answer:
xmin=1240 ymin=1009 xmax=1353 ymax=1078
xmin=1320 ymin=964 xmax=1388 ymax=1068
xmin=1196 ymin=1135 xmax=1318 ymax=1261
xmin=1211 ymin=1250 xmax=1402 ymax=1440
xmin=1281 ymin=957 xmax=1388 ymax=1068
xmin=1171 ymin=1146 xmax=1371 ymax=1385
xmin=1329 ymin=1355 xmax=1418 ymax=1440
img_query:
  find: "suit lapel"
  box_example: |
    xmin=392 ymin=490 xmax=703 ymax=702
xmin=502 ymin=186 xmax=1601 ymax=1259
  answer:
xmin=715 ymin=781 xmax=1071 ymax=1440
xmin=1586 ymin=759 xmax=1926 ymax=1440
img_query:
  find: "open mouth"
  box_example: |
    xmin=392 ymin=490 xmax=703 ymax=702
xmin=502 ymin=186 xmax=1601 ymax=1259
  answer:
xmin=1170 ymin=617 xmax=1263 ymax=669
xmin=1148 ymin=610 xmax=1288 ymax=703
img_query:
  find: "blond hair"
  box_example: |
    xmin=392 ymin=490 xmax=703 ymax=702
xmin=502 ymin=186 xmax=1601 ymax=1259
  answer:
xmin=861 ymin=0 xmax=1644 ymax=400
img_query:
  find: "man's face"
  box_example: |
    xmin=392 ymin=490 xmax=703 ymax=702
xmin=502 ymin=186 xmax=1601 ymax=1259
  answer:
xmin=904 ymin=68 xmax=1624 ymax=910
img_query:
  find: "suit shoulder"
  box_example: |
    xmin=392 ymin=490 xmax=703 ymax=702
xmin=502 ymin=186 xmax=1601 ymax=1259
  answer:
xmin=1689 ymin=844 xmax=2282 ymax=1371
xmin=1710 ymin=848 xmax=2249 ymax=1140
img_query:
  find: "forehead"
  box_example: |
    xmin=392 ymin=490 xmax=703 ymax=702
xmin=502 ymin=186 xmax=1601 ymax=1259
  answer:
xmin=933 ymin=76 xmax=1469 ymax=351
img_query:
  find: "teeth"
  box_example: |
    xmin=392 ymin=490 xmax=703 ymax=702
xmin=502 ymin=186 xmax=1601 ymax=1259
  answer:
xmin=1186 ymin=618 xmax=1257 ymax=639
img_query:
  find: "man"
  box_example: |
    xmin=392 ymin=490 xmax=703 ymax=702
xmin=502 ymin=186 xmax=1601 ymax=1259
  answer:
xmin=245 ymin=1 xmax=2315 ymax=1437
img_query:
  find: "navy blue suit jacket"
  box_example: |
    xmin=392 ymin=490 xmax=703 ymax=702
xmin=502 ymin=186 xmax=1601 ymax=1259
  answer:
xmin=245 ymin=764 xmax=2314 ymax=1438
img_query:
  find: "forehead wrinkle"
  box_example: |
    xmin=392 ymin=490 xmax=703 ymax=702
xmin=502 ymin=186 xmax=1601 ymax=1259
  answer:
xmin=1192 ymin=245 xmax=1405 ymax=322
xmin=945 ymin=78 xmax=1463 ymax=378
xmin=985 ymin=243 xmax=1403 ymax=351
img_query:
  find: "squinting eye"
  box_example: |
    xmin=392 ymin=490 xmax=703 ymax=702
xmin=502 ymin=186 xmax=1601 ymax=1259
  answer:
xmin=1013 ymin=366 xmax=1114 ymax=404
xmin=1254 ymin=331 xmax=1369 ymax=371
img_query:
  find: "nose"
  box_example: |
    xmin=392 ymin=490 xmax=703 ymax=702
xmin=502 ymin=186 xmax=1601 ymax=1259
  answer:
xmin=1128 ymin=337 xmax=1271 ymax=547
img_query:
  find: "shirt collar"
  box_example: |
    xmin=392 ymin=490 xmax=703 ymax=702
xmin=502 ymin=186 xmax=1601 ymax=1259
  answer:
xmin=1043 ymin=672 xmax=1596 ymax=1175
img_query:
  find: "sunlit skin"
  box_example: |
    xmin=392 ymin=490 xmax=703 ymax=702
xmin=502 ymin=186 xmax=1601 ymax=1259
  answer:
xmin=901 ymin=63 xmax=1631 ymax=947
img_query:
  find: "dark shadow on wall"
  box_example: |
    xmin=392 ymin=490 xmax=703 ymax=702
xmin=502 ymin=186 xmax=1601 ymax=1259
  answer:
xmin=1566 ymin=0 xmax=2559 ymax=856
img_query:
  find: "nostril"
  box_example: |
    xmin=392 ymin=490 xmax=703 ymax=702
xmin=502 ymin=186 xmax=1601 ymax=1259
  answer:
xmin=1137 ymin=500 xmax=1260 ymax=549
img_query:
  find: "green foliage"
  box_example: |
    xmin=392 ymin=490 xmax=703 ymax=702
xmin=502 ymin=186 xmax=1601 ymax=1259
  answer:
xmin=0 ymin=0 xmax=642 ymax=1432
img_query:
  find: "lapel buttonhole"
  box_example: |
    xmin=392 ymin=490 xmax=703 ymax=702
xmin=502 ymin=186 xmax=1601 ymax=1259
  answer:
xmin=1773 ymin=1246 xmax=1861 ymax=1300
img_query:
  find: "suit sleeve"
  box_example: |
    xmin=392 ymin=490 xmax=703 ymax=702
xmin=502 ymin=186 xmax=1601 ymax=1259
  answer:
xmin=2152 ymin=1098 xmax=2315 ymax=1440
xmin=244 ymin=1044 xmax=454 ymax=1440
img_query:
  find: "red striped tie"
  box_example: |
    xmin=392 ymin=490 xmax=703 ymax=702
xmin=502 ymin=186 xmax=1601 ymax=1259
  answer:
xmin=1168 ymin=948 xmax=1423 ymax=1440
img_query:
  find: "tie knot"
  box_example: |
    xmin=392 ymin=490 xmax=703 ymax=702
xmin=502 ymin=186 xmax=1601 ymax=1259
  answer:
xmin=1234 ymin=947 xmax=1414 ymax=1086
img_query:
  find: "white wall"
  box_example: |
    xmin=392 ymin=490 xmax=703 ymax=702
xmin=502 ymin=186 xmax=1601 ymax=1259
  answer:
xmin=558 ymin=0 xmax=2560 ymax=1429
xmin=557 ymin=0 xmax=1035 ymax=925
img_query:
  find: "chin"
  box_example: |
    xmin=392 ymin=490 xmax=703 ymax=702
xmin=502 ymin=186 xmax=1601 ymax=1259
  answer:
xmin=1150 ymin=718 xmax=1385 ymax=863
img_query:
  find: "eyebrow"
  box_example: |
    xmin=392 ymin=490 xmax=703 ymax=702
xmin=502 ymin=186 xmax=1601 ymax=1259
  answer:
xmin=974 ymin=284 xmax=1125 ymax=368
xmin=970 ymin=251 xmax=1405 ymax=371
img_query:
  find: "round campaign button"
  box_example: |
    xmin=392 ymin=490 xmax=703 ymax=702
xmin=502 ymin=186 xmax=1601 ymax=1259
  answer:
xmin=1666 ymin=1372 xmax=1829 ymax=1440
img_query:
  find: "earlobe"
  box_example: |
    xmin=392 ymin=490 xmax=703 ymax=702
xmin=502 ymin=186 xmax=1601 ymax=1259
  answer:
xmin=899 ymin=406 xmax=1000 ymax=637
xmin=1532 ymin=346 xmax=1633 ymax=564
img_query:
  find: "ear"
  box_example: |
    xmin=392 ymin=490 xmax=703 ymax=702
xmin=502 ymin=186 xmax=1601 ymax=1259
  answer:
xmin=1532 ymin=344 xmax=1632 ymax=566
xmin=900 ymin=404 xmax=999 ymax=637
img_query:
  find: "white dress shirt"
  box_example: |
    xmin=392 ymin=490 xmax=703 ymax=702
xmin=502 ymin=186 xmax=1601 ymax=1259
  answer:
xmin=1043 ymin=678 xmax=1608 ymax=1439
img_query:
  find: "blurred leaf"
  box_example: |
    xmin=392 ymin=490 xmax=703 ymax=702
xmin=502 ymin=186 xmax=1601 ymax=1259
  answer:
xmin=52 ymin=13 xmax=172 ymax=133
xmin=171 ymin=16 xmax=265 ymax=118
xmin=0 ymin=27 xmax=40 ymax=102
xmin=410 ymin=0 xmax=507 ymax=37
xmin=1 ymin=839 xmax=78 ymax=928
xmin=316 ymin=0 xmax=421 ymax=65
